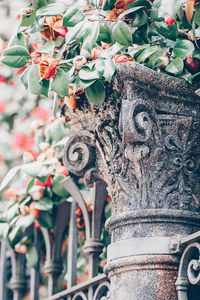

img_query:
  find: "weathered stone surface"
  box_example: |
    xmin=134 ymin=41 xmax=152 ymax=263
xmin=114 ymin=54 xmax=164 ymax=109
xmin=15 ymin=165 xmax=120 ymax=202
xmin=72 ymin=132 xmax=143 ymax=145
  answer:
xmin=62 ymin=62 xmax=200 ymax=300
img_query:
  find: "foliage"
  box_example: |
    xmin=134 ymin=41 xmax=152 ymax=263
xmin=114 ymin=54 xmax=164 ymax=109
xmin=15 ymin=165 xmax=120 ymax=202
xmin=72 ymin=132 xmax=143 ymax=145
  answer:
xmin=1 ymin=0 xmax=200 ymax=111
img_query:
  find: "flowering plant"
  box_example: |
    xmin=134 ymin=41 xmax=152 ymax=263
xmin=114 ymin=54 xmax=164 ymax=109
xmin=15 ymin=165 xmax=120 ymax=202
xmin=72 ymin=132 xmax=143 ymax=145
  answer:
xmin=1 ymin=0 xmax=200 ymax=110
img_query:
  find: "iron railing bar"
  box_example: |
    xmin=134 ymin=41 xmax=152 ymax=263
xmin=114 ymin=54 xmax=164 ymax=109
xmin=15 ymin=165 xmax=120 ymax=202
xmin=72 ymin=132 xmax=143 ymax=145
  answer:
xmin=180 ymin=231 xmax=200 ymax=246
xmin=67 ymin=199 xmax=77 ymax=288
xmin=30 ymin=228 xmax=40 ymax=300
xmin=0 ymin=240 xmax=8 ymax=300
xmin=43 ymin=274 xmax=108 ymax=300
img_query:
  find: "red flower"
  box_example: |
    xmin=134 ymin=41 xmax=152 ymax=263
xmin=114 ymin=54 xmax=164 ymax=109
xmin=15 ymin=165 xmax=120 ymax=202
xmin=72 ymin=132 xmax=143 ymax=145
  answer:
xmin=34 ymin=220 xmax=41 ymax=229
xmin=0 ymin=101 xmax=6 ymax=113
xmin=164 ymin=16 xmax=176 ymax=25
xmin=12 ymin=133 xmax=34 ymax=151
xmin=30 ymin=202 xmax=41 ymax=218
xmin=39 ymin=55 xmax=60 ymax=80
xmin=113 ymin=54 xmax=135 ymax=63
xmin=55 ymin=166 xmax=69 ymax=176
xmin=40 ymin=16 xmax=67 ymax=41
xmin=0 ymin=75 xmax=7 ymax=83
xmin=185 ymin=56 xmax=200 ymax=73
xmin=35 ymin=174 xmax=52 ymax=187
xmin=31 ymin=106 xmax=52 ymax=121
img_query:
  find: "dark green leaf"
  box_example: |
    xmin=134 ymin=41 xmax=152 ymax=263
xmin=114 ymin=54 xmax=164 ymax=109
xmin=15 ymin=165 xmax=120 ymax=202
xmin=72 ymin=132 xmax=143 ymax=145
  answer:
xmin=52 ymin=68 xmax=69 ymax=96
xmin=112 ymin=21 xmax=133 ymax=46
xmin=21 ymin=161 xmax=43 ymax=177
xmin=8 ymin=226 xmax=21 ymax=243
xmin=35 ymin=198 xmax=53 ymax=211
xmin=28 ymin=64 xmax=49 ymax=97
xmin=20 ymin=10 xmax=36 ymax=27
xmin=26 ymin=178 xmax=35 ymax=193
xmin=136 ymin=46 xmax=160 ymax=62
xmin=36 ymin=3 xmax=66 ymax=17
xmin=79 ymin=78 xmax=97 ymax=89
xmin=37 ymin=212 xmax=53 ymax=229
xmin=155 ymin=21 xmax=178 ymax=41
xmin=165 ymin=57 xmax=184 ymax=75
xmin=1 ymin=46 xmax=31 ymax=68
xmin=132 ymin=10 xmax=149 ymax=27
xmin=97 ymin=24 xmax=112 ymax=44
xmin=86 ymin=80 xmax=105 ymax=106
xmin=151 ymin=0 xmax=163 ymax=21
xmin=194 ymin=4 xmax=200 ymax=26
xmin=26 ymin=246 xmax=39 ymax=269
xmin=33 ymin=0 xmax=47 ymax=9
xmin=118 ymin=6 xmax=146 ymax=20
xmin=30 ymin=16 xmax=44 ymax=33
xmin=52 ymin=175 xmax=69 ymax=197
xmin=172 ymin=39 xmax=195 ymax=58
xmin=63 ymin=8 xmax=85 ymax=27
xmin=102 ymin=0 xmax=115 ymax=10
xmin=53 ymin=94 xmax=59 ymax=118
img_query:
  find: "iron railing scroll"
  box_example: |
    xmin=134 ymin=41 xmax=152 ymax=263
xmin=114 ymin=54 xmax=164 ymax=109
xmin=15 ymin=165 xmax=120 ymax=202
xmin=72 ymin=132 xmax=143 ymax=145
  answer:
xmin=169 ymin=231 xmax=200 ymax=299
xmin=0 ymin=176 xmax=110 ymax=300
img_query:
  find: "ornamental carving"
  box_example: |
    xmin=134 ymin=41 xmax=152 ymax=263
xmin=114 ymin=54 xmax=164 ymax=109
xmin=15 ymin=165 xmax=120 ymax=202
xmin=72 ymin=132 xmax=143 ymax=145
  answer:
xmin=63 ymin=65 xmax=200 ymax=214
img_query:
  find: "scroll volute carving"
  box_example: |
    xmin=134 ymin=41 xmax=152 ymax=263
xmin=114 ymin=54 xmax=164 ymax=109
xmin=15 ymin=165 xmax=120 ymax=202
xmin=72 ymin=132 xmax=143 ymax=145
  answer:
xmin=63 ymin=130 xmax=102 ymax=186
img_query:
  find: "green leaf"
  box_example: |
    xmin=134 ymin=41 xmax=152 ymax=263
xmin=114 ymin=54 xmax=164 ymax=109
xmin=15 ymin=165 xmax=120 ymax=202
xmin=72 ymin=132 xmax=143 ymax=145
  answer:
xmin=0 ymin=166 xmax=21 ymax=191
xmin=112 ymin=21 xmax=133 ymax=46
xmin=79 ymin=67 xmax=99 ymax=81
xmin=132 ymin=10 xmax=149 ymax=27
xmin=26 ymin=178 xmax=35 ymax=193
xmin=33 ymin=0 xmax=47 ymax=9
xmin=194 ymin=4 xmax=200 ymax=26
xmin=37 ymin=41 xmax=55 ymax=55
xmin=102 ymin=0 xmax=116 ymax=10
xmin=172 ymin=39 xmax=195 ymax=58
xmin=53 ymin=94 xmax=59 ymax=118
xmin=155 ymin=22 xmax=178 ymax=41
xmin=36 ymin=3 xmax=66 ymax=17
xmin=79 ymin=79 xmax=97 ymax=89
xmin=37 ymin=212 xmax=53 ymax=229
xmin=118 ymin=6 xmax=146 ymax=20
xmin=128 ymin=44 xmax=150 ymax=57
xmin=151 ymin=0 xmax=163 ymax=21
xmin=20 ymin=10 xmax=36 ymax=26
xmin=82 ymin=22 xmax=100 ymax=51
xmin=86 ymin=80 xmax=105 ymax=106
xmin=136 ymin=46 xmax=160 ymax=62
xmin=26 ymin=246 xmax=39 ymax=269
xmin=20 ymin=65 xmax=31 ymax=89
xmin=52 ymin=69 xmax=69 ymax=96
xmin=7 ymin=203 xmax=19 ymax=221
xmin=54 ymin=136 xmax=70 ymax=148
xmin=28 ymin=64 xmax=49 ymax=97
xmin=8 ymin=33 xmax=28 ymax=48
xmin=97 ymin=24 xmax=112 ymax=44
xmin=30 ymin=16 xmax=44 ymax=33
xmin=63 ymin=8 xmax=85 ymax=27
xmin=21 ymin=161 xmax=43 ymax=177
xmin=65 ymin=21 xmax=85 ymax=44
xmin=35 ymin=198 xmax=53 ymax=211
xmin=100 ymin=42 xmax=124 ymax=58
xmin=15 ymin=214 xmax=35 ymax=230
xmin=52 ymin=175 xmax=69 ymax=197
xmin=1 ymin=46 xmax=31 ymax=68
xmin=165 ymin=57 xmax=184 ymax=75
xmin=158 ymin=0 xmax=185 ymax=18
xmin=9 ymin=226 xmax=21 ymax=243
xmin=103 ymin=59 xmax=115 ymax=82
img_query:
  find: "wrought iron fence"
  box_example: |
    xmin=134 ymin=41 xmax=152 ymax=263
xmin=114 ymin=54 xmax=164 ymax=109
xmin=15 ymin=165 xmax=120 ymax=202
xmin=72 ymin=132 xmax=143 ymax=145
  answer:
xmin=0 ymin=177 xmax=110 ymax=300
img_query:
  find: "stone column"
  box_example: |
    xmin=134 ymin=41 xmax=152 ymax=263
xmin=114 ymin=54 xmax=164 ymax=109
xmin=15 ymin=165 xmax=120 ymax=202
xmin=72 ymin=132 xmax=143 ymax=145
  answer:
xmin=63 ymin=62 xmax=200 ymax=300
